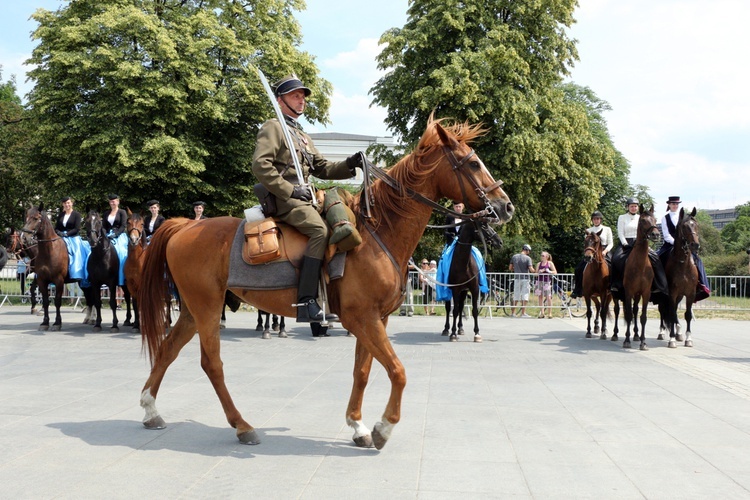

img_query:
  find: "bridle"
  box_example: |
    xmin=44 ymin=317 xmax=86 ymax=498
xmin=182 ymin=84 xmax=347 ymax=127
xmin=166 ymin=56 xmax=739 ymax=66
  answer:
xmin=677 ymin=217 xmax=700 ymax=259
xmin=583 ymin=235 xmax=603 ymax=264
xmin=358 ymin=147 xmax=502 ymax=225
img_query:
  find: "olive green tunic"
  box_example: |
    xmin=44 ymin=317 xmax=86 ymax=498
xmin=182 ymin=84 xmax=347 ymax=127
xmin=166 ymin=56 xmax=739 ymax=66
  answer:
xmin=252 ymin=117 xmax=354 ymax=258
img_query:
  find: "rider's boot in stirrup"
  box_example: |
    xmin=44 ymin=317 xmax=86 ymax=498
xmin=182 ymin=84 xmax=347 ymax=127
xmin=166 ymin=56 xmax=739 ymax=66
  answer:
xmin=296 ymin=256 xmax=325 ymax=323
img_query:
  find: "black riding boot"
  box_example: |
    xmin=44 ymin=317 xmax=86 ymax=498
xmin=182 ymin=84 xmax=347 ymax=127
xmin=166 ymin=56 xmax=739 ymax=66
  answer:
xmin=571 ymin=259 xmax=586 ymax=298
xmin=296 ymin=256 xmax=325 ymax=323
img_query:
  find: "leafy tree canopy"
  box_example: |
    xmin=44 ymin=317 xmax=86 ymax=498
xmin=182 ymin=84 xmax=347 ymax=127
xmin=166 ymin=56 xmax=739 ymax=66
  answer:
xmin=26 ymin=0 xmax=327 ymax=216
xmin=371 ymin=0 xmax=621 ymax=245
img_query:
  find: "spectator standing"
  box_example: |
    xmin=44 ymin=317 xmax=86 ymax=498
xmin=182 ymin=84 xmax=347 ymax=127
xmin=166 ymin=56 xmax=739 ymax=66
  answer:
xmin=534 ymin=251 xmax=557 ymax=318
xmin=509 ymin=244 xmax=535 ymax=318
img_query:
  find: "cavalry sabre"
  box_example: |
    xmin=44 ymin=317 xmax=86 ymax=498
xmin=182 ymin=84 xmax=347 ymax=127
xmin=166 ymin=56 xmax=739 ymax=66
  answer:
xmin=255 ymin=68 xmax=316 ymax=205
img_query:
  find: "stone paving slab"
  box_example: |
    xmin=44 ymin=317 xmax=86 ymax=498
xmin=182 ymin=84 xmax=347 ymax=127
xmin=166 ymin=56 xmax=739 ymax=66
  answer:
xmin=1 ymin=305 xmax=750 ymax=499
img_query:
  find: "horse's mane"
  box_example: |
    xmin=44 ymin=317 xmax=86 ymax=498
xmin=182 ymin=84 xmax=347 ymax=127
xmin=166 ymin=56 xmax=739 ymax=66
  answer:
xmin=360 ymin=117 xmax=486 ymax=230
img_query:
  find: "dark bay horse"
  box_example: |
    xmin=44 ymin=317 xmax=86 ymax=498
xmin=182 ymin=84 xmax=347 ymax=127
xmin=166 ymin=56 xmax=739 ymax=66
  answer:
xmin=7 ymin=229 xmax=41 ymax=314
xmin=21 ymin=205 xmax=72 ymax=330
xmin=85 ymin=211 xmax=132 ymax=332
xmin=441 ymin=221 xmax=501 ymax=342
xmin=621 ymin=205 xmax=660 ymax=350
xmin=662 ymin=207 xmax=700 ymax=348
xmin=582 ymin=229 xmax=612 ymax=340
xmin=137 ymin=118 xmax=514 ymax=448
xmin=125 ymin=210 xmax=146 ymax=332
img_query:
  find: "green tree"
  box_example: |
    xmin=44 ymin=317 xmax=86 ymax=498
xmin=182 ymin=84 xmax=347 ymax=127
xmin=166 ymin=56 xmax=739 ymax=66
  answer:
xmin=1 ymin=69 xmax=41 ymax=233
xmin=371 ymin=0 xmax=617 ymax=241
xmin=720 ymin=203 xmax=750 ymax=254
xmin=695 ymin=210 xmax=723 ymax=256
xmin=26 ymin=0 xmax=326 ymax=215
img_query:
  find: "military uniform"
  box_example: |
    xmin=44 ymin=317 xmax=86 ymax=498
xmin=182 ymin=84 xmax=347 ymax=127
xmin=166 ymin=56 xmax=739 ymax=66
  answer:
xmin=252 ymin=116 xmax=354 ymax=259
xmin=251 ymin=74 xmax=360 ymax=323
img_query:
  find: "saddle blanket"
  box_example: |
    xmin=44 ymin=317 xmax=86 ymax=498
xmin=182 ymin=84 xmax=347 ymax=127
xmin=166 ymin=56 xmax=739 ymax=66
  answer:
xmin=227 ymin=218 xmax=346 ymax=290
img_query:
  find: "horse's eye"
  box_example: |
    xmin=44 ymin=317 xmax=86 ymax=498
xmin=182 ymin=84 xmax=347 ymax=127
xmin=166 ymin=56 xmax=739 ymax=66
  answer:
xmin=469 ymin=160 xmax=481 ymax=170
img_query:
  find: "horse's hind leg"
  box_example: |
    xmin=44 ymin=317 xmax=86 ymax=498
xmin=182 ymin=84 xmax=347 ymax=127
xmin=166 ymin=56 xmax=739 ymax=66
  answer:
xmin=123 ymin=285 xmax=132 ymax=327
xmin=442 ymin=301 xmax=451 ymax=336
xmin=109 ymin=284 xmax=119 ymax=333
xmin=140 ymin=308 xmax=199 ymax=432
xmin=347 ymin=339 xmax=375 ymax=448
xmin=638 ymin=299 xmax=649 ymax=351
xmin=684 ymin=301 xmax=694 ymax=347
xmin=471 ymin=294 xmax=482 ymax=343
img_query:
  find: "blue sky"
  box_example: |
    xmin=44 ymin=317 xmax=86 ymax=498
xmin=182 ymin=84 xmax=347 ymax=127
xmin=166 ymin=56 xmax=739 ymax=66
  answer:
xmin=2 ymin=0 xmax=748 ymax=211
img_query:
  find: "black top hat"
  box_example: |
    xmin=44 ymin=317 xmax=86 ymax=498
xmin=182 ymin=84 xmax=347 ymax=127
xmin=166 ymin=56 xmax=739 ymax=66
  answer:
xmin=107 ymin=193 xmax=119 ymax=200
xmin=146 ymin=199 xmax=159 ymax=207
xmin=272 ymin=74 xmax=311 ymax=97
xmin=666 ymin=196 xmax=682 ymax=204
xmin=192 ymin=201 xmax=206 ymax=207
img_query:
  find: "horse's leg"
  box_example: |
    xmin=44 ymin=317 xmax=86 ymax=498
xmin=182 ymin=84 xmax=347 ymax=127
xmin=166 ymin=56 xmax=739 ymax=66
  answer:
xmin=457 ymin=292 xmax=466 ymax=335
xmin=622 ymin=296 xmax=633 ymax=348
xmin=220 ymin=305 xmax=226 ymax=330
xmin=271 ymin=314 xmax=279 ymax=331
xmin=599 ymin=295 xmax=609 ymax=340
xmin=82 ymin=285 xmax=93 ymax=324
xmin=194 ymin=309 xmax=259 ymax=445
xmin=30 ymin=279 xmax=39 ymax=315
xmin=611 ymin=299 xmax=619 ymax=342
xmin=632 ymin=297 xmax=641 ymax=342
xmin=442 ymin=300 xmax=450 ymax=336
xmin=123 ymin=284 xmax=132 ymax=327
xmin=277 ymin=315 xmax=287 ymax=338
xmin=140 ymin=307 xmax=199 ymax=432
xmin=256 ymin=310 xmax=264 ymax=331
xmin=261 ymin=311 xmax=271 ymax=339
xmin=638 ymin=296 xmax=649 ymax=350
xmin=593 ymin=297 xmax=601 ymax=334
xmin=684 ymin=299 xmax=694 ymax=347
xmin=39 ymin=281 xmax=50 ymax=330
xmin=51 ymin=281 xmax=64 ymax=331
xmin=92 ymin=285 xmax=103 ymax=332
xmin=450 ymin=295 xmax=462 ymax=342
xmin=109 ymin=284 xmax=120 ymax=333
xmin=471 ymin=292 xmax=481 ymax=343
xmin=132 ymin=295 xmax=140 ymax=332
xmin=346 ymin=339 xmax=375 ymax=447
xmin=585 ymin=296 xmax=593 ymax=338
xmin=346 ymin=319 xmax=406 ymax=450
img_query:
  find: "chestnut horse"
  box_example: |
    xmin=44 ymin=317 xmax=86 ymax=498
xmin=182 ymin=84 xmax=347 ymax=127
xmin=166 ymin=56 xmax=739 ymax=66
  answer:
xmin=621 ymin=205 xmax=660 ymax=350
xmin=582 ymin=229 xmax=612 ymax=340
xmin=21 ymin=205 xmax=72 ymax=330
xmin=125 ymin=210 xmax=146 ymax=332
xmin=441 ymin=221 xmax=501 ymax=342
xmin=662 ymin=207 xmax=699 ymax=348
xmin=137 ymin=119 xmax=514 ymax=448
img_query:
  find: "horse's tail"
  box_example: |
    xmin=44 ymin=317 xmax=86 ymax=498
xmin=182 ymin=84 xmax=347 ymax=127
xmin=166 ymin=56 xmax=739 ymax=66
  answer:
xmin=138 ymin=218 xmax=191 ymax=365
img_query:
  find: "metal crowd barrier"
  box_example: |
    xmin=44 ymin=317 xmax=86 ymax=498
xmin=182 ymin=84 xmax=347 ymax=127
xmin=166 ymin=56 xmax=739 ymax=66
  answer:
xmin=3 ymin=261 xmax=749 ymax=312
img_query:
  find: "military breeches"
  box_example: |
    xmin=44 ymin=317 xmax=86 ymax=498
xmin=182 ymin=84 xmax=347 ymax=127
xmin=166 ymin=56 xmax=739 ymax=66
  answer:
xmin=278 ymin=204 xmax=329 ymax=259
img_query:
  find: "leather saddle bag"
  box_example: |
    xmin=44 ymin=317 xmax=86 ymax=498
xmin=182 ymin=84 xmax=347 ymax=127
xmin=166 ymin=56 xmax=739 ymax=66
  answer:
xmin=243 ymin=218 xmax=281 ymax=265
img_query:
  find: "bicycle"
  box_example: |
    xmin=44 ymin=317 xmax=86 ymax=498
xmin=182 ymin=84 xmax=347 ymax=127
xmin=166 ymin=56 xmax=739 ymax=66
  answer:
xmin=487 ymin=280 xmax=515 ymax=317
xmin=552 ymin=276 xmax=586 ymax=318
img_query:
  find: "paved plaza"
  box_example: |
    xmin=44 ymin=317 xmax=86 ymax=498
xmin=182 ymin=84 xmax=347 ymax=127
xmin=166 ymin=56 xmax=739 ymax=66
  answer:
xmin=1 ymin=305 xmax=750 ymax=499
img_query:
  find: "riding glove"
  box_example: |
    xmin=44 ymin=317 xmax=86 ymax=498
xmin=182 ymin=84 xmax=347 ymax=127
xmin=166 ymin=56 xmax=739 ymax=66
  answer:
xmin=346 ymin=152 xmax=364 ymax=172
xmin=290 ymin=185 xmax=312 ymax=202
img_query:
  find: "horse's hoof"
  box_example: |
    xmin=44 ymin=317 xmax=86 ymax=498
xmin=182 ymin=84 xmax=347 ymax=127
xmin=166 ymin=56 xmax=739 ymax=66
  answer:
xmin=255 ymin=324 xmax=263 ymax=332
xmin=143 ymin=415 xmax=166 ymax=430
xmin=441 ymin=329 xmax=449 ymax=336
xmin=611 ymin=335 xmax=618 ymax=341
xmin=278 ymin=330 xmax=288 ymax=338
xmin=31 ymin=308 xmax=38 ymax=315
xmin=623 ymin=341 xmax=631 ymax=349
xmin=123 ymin=320 xmax=132 ymax=327
xmin=261 ymin=331 xmax=271 ymax=340
xmin=39 ymin=325 xmax=49 ymax=331
xmin=111 ymin=327 xmax=119 ymax=333
xmin=353 ymin=434 xmax=374 ymax=448
xmin=599 ymin=333 xmax=607 ymax=340
xmin=585 ymin=332 xmax=592 ymax=338
xmin=474 ymin=335 xmax=482 ymax=343
xmin=219 ymin=323 xmax=226 ymax=330
xmin=685 ymin=340 xmax=693 ymax=348
xmin=93 ymin=326 xmax=102 ymax=332
xmin=668 ymin=340 xmax=677 ymax=348
xmin=132 ymin=327 xmax=140 ymax=333
xmin=458 ymin=328 xmax=464 ymax=335
xmin=640 ymin=344 xmax=648 ymax=351
xmin=657 ymin=333 xmax=664 ymax=340
xmin=238 ymin=429 xmax=261 ymax=445
xmin=594 ymin=326 xmax=600 ymax=334
xmin=676 ymin=333 xmax=684 ymax=342
xmin=372 ymin=427 xmax=388 ymax=450
xmin=51 ymin=325 xmax=61 ymax=332
xmin=633 ymin=334 xmax=641 ymax=342
xmin=449 ymin=334 xmax=458 ymax=342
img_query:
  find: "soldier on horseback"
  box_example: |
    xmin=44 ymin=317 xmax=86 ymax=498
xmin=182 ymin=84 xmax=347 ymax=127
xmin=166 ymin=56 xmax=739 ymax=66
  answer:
xmin=251 ymin=74 xmax=363 ymax=322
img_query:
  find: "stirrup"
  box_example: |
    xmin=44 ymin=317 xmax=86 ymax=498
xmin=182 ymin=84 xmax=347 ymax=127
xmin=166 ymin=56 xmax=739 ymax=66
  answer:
xmin=295 ymin=299 xmax=324 ymax=323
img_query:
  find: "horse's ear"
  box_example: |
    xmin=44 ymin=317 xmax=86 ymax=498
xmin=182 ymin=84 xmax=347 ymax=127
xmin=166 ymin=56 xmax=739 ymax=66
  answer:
xmin=690 ymin=207 xmax=697 ymax=217
xmin=679 ymin=207 xmax=685 ymax=218
xmin=435 ymin=122 xmax=459 ymax=149
xmin=596 ymin=228 xmax=603 ymax=236
xmin=39 ymin=202 xmax=45 ymax=212
xmin=126 ymin=207 xmax=132 ymax=216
